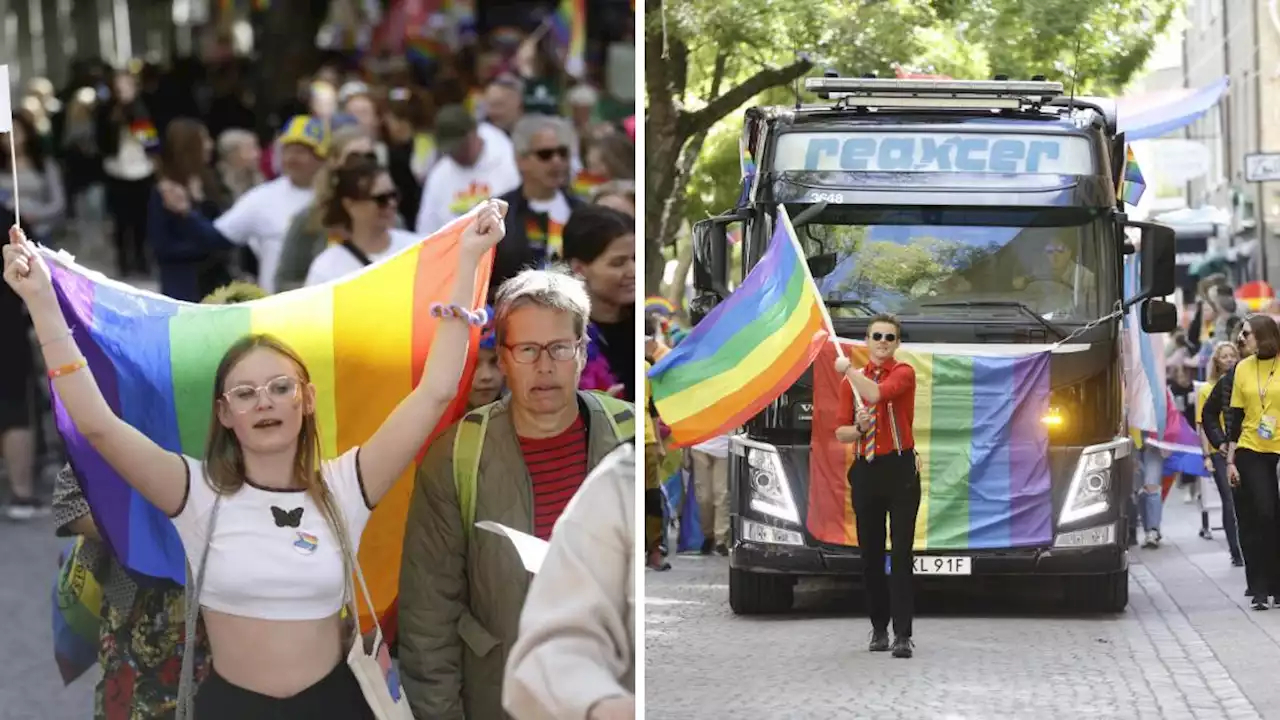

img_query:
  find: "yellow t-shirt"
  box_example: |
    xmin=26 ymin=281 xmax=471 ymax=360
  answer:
xmin=1196 ymin=381 xmax=1216 ymax=454
xmin=1230 ymin=355 xmax=1280 ymax=454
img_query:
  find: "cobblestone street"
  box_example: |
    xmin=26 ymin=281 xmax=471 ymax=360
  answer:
xmin=646 ymin=500 xmax=1280 ymax=720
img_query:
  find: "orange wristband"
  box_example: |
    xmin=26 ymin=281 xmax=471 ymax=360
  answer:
xmin=48 ymin=359 xmax=87 ymax=379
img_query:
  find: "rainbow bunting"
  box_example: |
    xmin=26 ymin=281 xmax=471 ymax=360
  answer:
xmin=1120 ymin=144 xmax=1146 ymax=206
xmin=42 ymin=211 xmax=493 ymax=634
xmin=552 ymin=0 xmax=587 ymax=77
xmin=647 ymin=213 xmax=828 ymax=447
xmin=737 ymin=135 xmax=755 ymax=207
xmin=808 ymin=341 xmax=1053 ymax=549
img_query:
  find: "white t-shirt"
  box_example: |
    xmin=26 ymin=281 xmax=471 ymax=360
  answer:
xmin=303 ymin=229 xmax=420 ymax=287
xmin=214 ymin=176 xmax=315 ymax=294
xmin=170 ymin=448 xmax=373 ymax=621
xmin=693 ymin=435 xmax=730 ymax=458
xmin=415 ymin=123 xmax=520 ymax=235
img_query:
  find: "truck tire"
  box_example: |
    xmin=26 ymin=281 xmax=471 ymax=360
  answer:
xmin=1064 ymin=570 xmax=1129 ymax=613
xmin=729 ymin=568 xmax=795 ymax=615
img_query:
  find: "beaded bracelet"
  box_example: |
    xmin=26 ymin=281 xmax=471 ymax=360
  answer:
xmin=429 ymin=303 xmax=488 ymax=326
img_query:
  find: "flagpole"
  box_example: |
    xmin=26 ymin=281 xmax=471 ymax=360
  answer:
xmin=777 ymin=205 xmax=864 ymax=407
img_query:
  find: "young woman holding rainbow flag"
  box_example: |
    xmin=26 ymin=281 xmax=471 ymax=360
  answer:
xmin=3 ymin=200 xmax=506 ymax=718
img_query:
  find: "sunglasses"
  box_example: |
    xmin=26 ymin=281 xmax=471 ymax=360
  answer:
xmin=367 ymin=190 xmax=399 ymax=208
xmin=529 ymin=146 xmax=570 ymax=162
xmin=871 ymin=332 xmax=898 ymax=342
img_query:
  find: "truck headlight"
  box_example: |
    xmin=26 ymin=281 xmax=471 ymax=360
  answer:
xmin=1060 ymin=446 xmax=1115 ymax=525
xmin=746 ymin=447 xmax=800 ymax=524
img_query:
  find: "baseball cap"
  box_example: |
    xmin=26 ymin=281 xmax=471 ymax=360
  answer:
xmin=434 ymin=105 xmax=478 ymax=156
xmin=278 ymin=115 xmax=329 ymax=158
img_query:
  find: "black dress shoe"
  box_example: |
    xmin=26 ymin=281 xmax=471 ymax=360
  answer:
xmin=891 ymin=636 xmax=914 ymax=658
xmin=868 ymin=629 xmax=890 ymax=652
xmin=700 ymin=538 xmax=714 ymax=555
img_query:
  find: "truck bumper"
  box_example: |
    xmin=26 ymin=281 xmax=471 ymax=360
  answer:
xmin=730 ymin=540 xmax=1126 ymax=576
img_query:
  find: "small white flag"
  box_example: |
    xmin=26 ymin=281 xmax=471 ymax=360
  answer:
xmin=475 ymin=521 xmax=549 ymax=574
xmin=0 ymin=65 xmax=11 ymax=134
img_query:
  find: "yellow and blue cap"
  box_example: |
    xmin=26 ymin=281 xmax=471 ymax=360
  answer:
xmin=279 ymin=115 xmax=329 ymax=158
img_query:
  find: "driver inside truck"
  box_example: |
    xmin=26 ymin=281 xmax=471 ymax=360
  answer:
xmin=1011 ymin=236 xmax=1096 ymax=314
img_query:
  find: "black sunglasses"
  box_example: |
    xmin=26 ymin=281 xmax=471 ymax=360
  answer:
xmin=530 ymin=146 xmax=570 ymax=162
xmin=871 ymin=332 xmax=897 ymax=342
xmin=368 ymin=190 xmax=399 ymax=208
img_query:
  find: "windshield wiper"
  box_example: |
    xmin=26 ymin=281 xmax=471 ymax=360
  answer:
xmin=823 ymin=299 xmax=875 ymax=315
xmin=916 ymin=300 xmax=1067 ymax=340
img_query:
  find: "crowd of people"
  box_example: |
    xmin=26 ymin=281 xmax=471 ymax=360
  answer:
xmin=0 ymin=16 xmax=639 ymax=720
xmin=1138 ymin=272 xmax=1280 ymax=613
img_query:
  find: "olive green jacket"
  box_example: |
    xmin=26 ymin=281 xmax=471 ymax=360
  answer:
xmin=398 ymin=392 xmax=634 ymax=720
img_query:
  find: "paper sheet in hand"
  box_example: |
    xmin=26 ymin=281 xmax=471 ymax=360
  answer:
xmin=476 ymin=521 xmax=548 ymax=573
xmin=0 ymin=65 xmax=11 ymax=133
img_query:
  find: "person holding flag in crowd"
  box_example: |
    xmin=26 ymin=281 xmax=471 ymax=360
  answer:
xmin=2 ymin=197 xmax=506 ymax=717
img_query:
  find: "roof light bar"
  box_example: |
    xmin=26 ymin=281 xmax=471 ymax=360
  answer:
xmin=804 ymin=77 xmax=1064 ymax=98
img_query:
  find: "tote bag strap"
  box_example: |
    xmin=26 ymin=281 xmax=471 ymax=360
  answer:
xmin=326 ymin=488 xmax=384 ymax=647
xmin=177 ymin=493 xmax=222 ymax=720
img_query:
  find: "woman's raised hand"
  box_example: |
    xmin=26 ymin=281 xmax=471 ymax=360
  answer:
xmin=2 ymin=225 xmax=53 ymax=304
xmin=461 ymin=199 xmax=508 ymax=257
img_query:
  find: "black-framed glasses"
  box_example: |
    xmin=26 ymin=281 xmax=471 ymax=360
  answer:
xmin=529 ymin=146 xmax=570 ymax=162
xmin=871 ymin=332 xmax=898 ymax=342
xmin=502 ymin=340 xmax=581 ymax=364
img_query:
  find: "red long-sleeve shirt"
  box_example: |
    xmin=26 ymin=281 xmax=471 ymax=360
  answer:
xmin=837 ymin=358 xmax=917 ymax=457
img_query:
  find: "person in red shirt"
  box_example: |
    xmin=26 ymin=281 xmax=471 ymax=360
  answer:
xmin=834 ymin=313 xmax=920 ymax=659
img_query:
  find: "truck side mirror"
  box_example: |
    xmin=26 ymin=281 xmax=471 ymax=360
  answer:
xmin=1141 ymin=299 xmax=1177 ymax=333
xmin=693 ymin=212 xmax=747 ymax=299
xmin=1120 ymin=219 xmax=1176 ymax=299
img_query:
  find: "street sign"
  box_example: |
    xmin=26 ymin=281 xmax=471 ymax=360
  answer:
xmin=1245 ymin=152 xmax=1280 ymax=182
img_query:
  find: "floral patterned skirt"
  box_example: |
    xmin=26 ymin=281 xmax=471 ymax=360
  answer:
xmin=95 ymin=585 xmax=208 ymax=720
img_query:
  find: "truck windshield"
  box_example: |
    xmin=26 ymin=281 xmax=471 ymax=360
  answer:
xmin=785 ymin=206 xmax=1111 ymax=323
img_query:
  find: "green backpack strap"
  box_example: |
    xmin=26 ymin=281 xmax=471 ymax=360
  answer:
xmin=453 ymin=405 xmax=494 ymax=542
xmin=587 ymin=391 xmax=636 ymax=443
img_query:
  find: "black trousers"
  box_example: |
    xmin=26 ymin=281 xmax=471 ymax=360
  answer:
xmin=1209 ymin=454 xmax=1244 ymax=563
xmin=104 ymin=175 xmax=154 ymax=277
xmin=850 ymin=451 xmax=922 ymax=637
xmin=1234 ymin=449 xmax=1280 ymax=599
xmin=195 ymin=662 xmax=376 ymax=719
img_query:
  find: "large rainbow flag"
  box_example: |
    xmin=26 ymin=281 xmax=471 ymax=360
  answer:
xmin=42 ymin=211 xmax=492 ymax=633
xmin=647 ymin=211 xmax=828 ymax=447
xmin=808 ymin=341 xmax=1054 ymax=549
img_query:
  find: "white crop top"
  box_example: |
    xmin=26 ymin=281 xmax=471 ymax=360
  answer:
xmin=170 ymin=449 xmax=374 ymax=621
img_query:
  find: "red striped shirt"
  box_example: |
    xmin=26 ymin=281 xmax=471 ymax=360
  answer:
xmin=519 ymin=417 xmax=589 ymax=540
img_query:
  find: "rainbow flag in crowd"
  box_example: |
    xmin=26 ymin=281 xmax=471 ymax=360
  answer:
xmin=551 ymin=0 xmax=586 ymax=77
xmin=645 ymin=296 xmax=676 ymax=317
xmin=406 ymin=33 xmax=446 ymax=65
xmin=572 ymin=170 xmax=608 ymax=198
xmin=808 ymin=342 xmax=1054 ymax=549
xmin=42 ymin=211 xmax=493 ymax=634
xmin=648 ymin=210 xmax=828 ymax=446
xmin=737 ymin=134 xmax=756 ymax=207
xmin=1120 ymin=144 xmax=1146 ymax=206
xmin=129 ymin=119 xmax=159 ymax=152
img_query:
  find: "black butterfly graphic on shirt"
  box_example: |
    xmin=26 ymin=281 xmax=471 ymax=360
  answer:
xmin=271 ymin=506 xmax=304 ymax=528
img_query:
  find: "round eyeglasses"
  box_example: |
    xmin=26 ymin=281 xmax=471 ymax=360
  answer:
xmin=222 ymin=376 xmax=300 ymax=413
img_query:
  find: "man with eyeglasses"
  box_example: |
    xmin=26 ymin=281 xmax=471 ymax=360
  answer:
xmin=491 ymin=115 xmax=586 ymax=302
xmin=398 ymin=269 xmax=636 ymax=720
xmin=1012 ymin=236 xmax=1097 ymax=315
xmin=833 ymin=314 xmax=922 ymax=659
